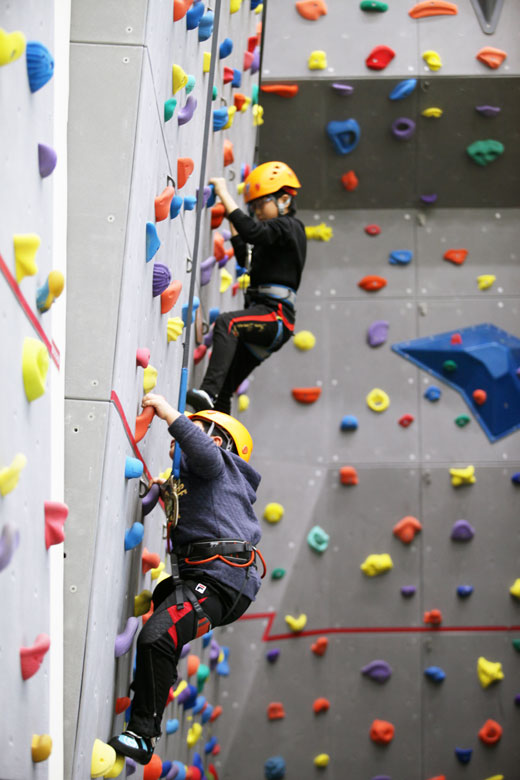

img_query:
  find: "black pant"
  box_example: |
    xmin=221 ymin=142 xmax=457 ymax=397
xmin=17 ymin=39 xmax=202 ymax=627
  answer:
xmin=128 ymin=577 xmax=251 ymax=737
xmin=200 ymin=299 xmax=294 ymax=414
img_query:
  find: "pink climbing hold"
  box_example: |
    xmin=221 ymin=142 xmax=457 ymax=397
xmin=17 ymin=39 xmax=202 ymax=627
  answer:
xmin=142 ymin=547 xmax=161 ymax=574
xmin=44 ymin=501 xmax=69 ymax=548
xmin=365 ymin=45 xmax=395 ymax=71
xmin=20 ymin=634 xmax=51 ymax=680
xmin=136 ymin=348 xmax=151 ymax=368
xmin=194 ymin=344 xmax=207 ymax=365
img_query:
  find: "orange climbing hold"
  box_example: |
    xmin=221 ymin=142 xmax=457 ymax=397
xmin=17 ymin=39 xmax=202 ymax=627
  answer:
xmin=339 ymin=466 xmax=358 ymax=485
xmin=135 ymin=406 xmax=155 ymax=444
xmin=295 ymin=0 xmax=328 ymax=21
xmin=443 ymin=248 xmax=468 ymax=265
xmin=187 ymin=654 xmax=200 ymax=677
xmin=476 ymin=47 xmax=507 ymax=70
xmin=155 ymin=186 xmax=175 ymax=222
xmin=177 ymin=157 xmax=194 ymax=189
xmin=478 ymin=718 xmax=503 ymax=745
xmin=223 ymin=140 xmax=234 ymax=167
xmin=393 ymin=516 xmax=422 ymax=544
xmin=267 ymin=702 xmax=286 ymax=720
xmin=370 ymin=719 xmax=395 ymax=744
xmin=173 ymin=0 xmax=194 ymax=21
xmin=142 ymin=547 xmax=161 ymax=574
xmin=292 ymin=387 xmax=322 ymax=404
xmin=214 ymin=233 xmax=226 ymax=262
xmin=234 ymin=93 xmax=247 ymax=111
xmin=143 ymin=753 xmax=163 ymax=780
xmin=342 ymin=170 xmax=359 ymax=191
xmin=358 ymin=275 xmax=387 ymax=292
xmin=260 ymin=84 xmax=299 ymax=98
xmin=161 ymin=279 xmax=183 ymax=314
xmin=313 ymin=697 xmax=330 ymax=714
xmin=311 ymin=636 xmax=328 ymax=655
xmin=211 ymin=204 xmax=226 ymax=229
xmin=424 ymin=608 xmax=442 ymax=625
xmin=408 ymin=1 xmax=458 ymax=18
xmin=115 ymin=696 xmax=131 ymax=714
xmin=450 ymin=333 xmax=462 ymax=345
xmin=473 ymin=389 xmax=487 ymax=405
xmin=210 ymin=705 xmax=223 ymax=722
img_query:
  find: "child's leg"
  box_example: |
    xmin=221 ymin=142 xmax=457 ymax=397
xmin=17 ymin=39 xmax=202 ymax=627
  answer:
xmin=213 ymin=342 xmax=261 ymax=414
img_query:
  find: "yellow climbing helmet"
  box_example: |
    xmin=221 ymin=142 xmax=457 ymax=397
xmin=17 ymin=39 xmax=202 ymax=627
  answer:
xmin=244 ymin=161 xmax=301 ymax=204
xmin=189 ymin=409 xmax=253 ymax=462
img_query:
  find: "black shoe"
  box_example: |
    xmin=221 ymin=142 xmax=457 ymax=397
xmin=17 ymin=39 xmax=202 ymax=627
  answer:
xmin=108 ymin=730 xmax=156 ymax=764
xmin=186 ymin=388 xmax=215 ymax=412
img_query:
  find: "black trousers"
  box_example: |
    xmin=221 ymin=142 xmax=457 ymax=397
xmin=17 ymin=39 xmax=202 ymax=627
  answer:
xmin=127 ymin=577 xmax=250 ymax=737
xmin=200 ymin=299 xmax=294 ymax=414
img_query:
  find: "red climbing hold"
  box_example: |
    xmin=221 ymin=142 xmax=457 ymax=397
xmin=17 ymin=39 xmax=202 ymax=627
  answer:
xmin=20 ymin=634 xmax=51 ymax=680
xmin=358 ymin=275 xmax=387 ymax=292
xmin=115 ymin=696 xmax=131 ymax=714
xmin=393 ymin=515 xmax=422 ymax=543
xmin=342 ymin=171 xmax=359 ymax=191
xmin=213 ymin=233 xmax=226 ymax=262
xmin=313 ymin=697 xmax=330 ymax=714
xmin=295 ymin=0 xmax=328 ymax=21
xmin=398 ymin=414 xmax=414 ymax=428
xmin=423 ymin=608 xmax=442 ymax=625
xmin=311 ymin=636 xmax=329 ymax=655
xmin=243 ymin=50 xmax=254 ymax=70
xmin=234 ymin=93 xmax=247 ymax=111
xmin=450 ymin=333 xmax=462 ymax=345
xmin=478 ymin=718 xmax=503 ymax=745
xmin=142 ymin=547 xmax=161 ymax=574
xmin=472 ymin=389 xmax=487 ymax=405
xmin=365 ymin=224 xmax=381 ymax=236
xmin=44 ymin=501 xmax=69 ymax=548
xmin=155 ymin=186 xmax=175 ymax=222
xmin=194 ymin=344 xmax=207 ymax=365
xmin=186 ymin=768 xmax=202 ymax=780
xmin=210 ymin=705 xmax=223 ymax=722
xmin=260 ymin=84 xmax=299 ymax=98
xmin=143 ymin=754 xmax=163 ymax=780
xmin=365 ymin=45 xmax=395 ymax=71
xmin=267 ymin=702 xmax=286 ymax=720
xmin=339 ymin=466 xmax=358 ymax=485
xmin=135 ymin=406 xmax=155 ymax=444
xmin=161 ymin=280 xmax=183 ymax=314
xmin=211 ymin=204 xmax=226 ymax=229
xmin=426 ymin=777 xmax=446 ymax=780
xmin=292 ymin=387 xmax=322 ymax=404
xmin=223 ymin=66 xmax=234 ymax=85
xmin=173 ymin=0 xmax=194 ymax=21
xmin=177 ymin=157 xmax=194 ymax=189
xmin=166 ymin=687 xmax=175 ymax=706
xmin=223 ymin=140 xmax=234 ymax=167
xmin=476 ymin=46 xmax=507 ymax=70
xmin=408 ymin=0 xmax=458 ymax=18
xmin=443 ymin=248 xmax=468 ymax=265
xmin=247 ymin=35 xmax=259 ymax=52
xmin=208 ymin=764 xmax=219 ymax=780
xmin=369 ymin=719 xmax=395 ymax=744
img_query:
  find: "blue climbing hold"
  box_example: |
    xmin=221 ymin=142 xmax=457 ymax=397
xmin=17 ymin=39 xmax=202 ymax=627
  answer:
xmin=186 ymin=74 xmax=196 ymax=94
xmin=170 ymin=760 xmax=186 ymax=780
xmin=193 ymin=695 xmax=206 ymax=715
xmin=182 ymin=297 xmax=200 ymax=325
xmin=166 ymin=718 xmax=179 ymax=734
xmin=209 ymin=307 xmax=220 ymax=325
xmin=424 ymin=666 xmax=446 ymax=683
xmin=206 ymin=184 xmax=216 ymax=207
xmin=455 ymin=747 xmax=472 ymax=764
xmin=424 ymin=385 xmax=441 ymax=402
xmin=213 ymin=107 xmax=229 ymax=131
xmin=182 ymin=684 xmax=199 ymax=710
xmin=146 ymin=223 xmax=161 ymax=262
xmin=125 ymin=522 xmax=144 ymax=551
xmin=457 ymin=585 xmax=474 ymax=598
xmin=170 ymin=195 xmax=183 ymax=219
xmin=219 ymin=38 xmax=233 ymax=59
xmin=125 ymin=456 xmax=143 ymax=479
xmin=198 ymin=10 xmax=214 ymax=41
xmin=511 ymin=472 xmax=520 ymax=485
xmin=26 ymin=41 xmax=54 ymax=93
xmin=184 ymin=196 xmax=197 ymax=211
xmin=340 ymin=415 xmax=359 ymax=431
xmin=231 ymin=68 xmax=242 ymax=88
xmin=201 ymin=704 xmax=213 ymax=724
xmin=187 ymin=1 xmax=205 ymax=29
xmin=251 ymin=0 xmax=263 ymax=7
xmin=217 ymin=646 xmax=230 ymax=676
xmin=204 ymin=736 xmax=218 ymax=754
xmin=389 ymin=250 xmax=413 ymax=265
xmin=326 ymin=119 xmax=361 ymax=155
xmin=265 ymin=756 xmax=286 ymax=780
xmin=202 ymin=630 xmax=213 ymax=647
xmin=389 ymin=79 xmax=417 ymax=101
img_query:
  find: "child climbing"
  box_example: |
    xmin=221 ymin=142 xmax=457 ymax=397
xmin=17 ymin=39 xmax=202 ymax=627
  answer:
xmin=109 ymin=393 xmax=264 ymax=764
xmin=187 ymin=161 xmax=307 ymax=414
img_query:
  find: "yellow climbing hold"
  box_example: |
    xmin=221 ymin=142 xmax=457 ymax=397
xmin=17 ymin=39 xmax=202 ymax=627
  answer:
xmin=31 ymin=734 xmax=52 ymax=763
xmin=172 ymin=64 xmax=188 ymax=94
xmin=305 ymin=223 xmax=333 ymax=241
xmin=0 ymin=453 xmax=27 ymax=496
xmin=308 ymin=50 xmax=327 ymax=70
xmin=238 ymin=273 xmax=250 ymax=291
xmin=237 ymin=182 xmax=245 ymax=195
xmin=134 ymin=589 xmax=152 ymax=617
xmin=477 ymin=274 xmax=496 ymax=290
xmin=22 ymin=337 xmax=49 ymax=402
xmin=159 ymin=467 xmax=172 ymax=481
xmin=293 ymin=330 xmax=316 ymax=351
xmin=157 ymin=569 xmax=170 ymax=585
xmin=239 ymin=96 xmax=251 ymax=113
xmin=151 ymin=561 xmax=165 ymax=580
xmin=203 ymin=52 xmax=211 ymax=73
xmin=422 ymin=107 xmax=443 ymax=118
xmin=450 ymin=465 xmax=476 ymax=487
xmin=361 ymin=553 xmax=393 ymax=576
xmin=238 ymin=394 xmax=250 ymax=412
xmin=14 ymin=233 xmax=40 ymax=283
xmin=509 ymin=578 xmax=520 ymax=599
xmin=173 ymin=679 xmax=188 ymax=698
xmin=285 ymin=613 xmax=307 ymax=632
xmin=90 ymin=738 xmax=117 ymax=778
xmin=477 ymin=656 xmax=504 ymax=688
xmin=0 ymin=28 xmax=26 ymax=67
xmin=483 ymin=776 xmax=504 ymax=780
xmin=104 ymin=753 xmax=125 ymax=778
xmin=263 ymin=502 xmax=284 ymax=523
xmin=252 ymin=104 xmax=264 ymax=126
xmin=314 ymin=754 xmax=330 ymax=768
xmin=167 ymin=317 xmax=184 ymax=342
xmin=224 ymin=105 xmax=237 ymax=130
xmin=230 ymin=0 xmax=242 ymax=11
xmin=254 ymin=2 xmax=263 ymax=12
xmin=187 ymin=722 xmax=202 ymax=747
xmin=38 ymin=270 xmax=65 ymax=312
xmin=220 ymin=268 xmax=233 ymax=293
xmin=422 ymin=50 xmax=442 ymax=71
xmin=366 ymin=388 xmax=390 ymax=412
xmin=143 ymin=364 xmax=158 ymax=393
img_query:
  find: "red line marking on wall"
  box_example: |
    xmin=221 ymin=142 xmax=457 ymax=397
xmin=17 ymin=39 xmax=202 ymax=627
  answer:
xmin=0 ymin=252 xmax=60 ymax=369
xmin=110 ymin=390 xmax=153 ymax=481
xmin=239 ymin=612 xmax=520 ymax=642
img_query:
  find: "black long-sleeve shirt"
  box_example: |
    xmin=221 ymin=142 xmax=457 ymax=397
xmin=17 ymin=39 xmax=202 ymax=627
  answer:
xmin=228 ymin=208 xmax=307 ymax=292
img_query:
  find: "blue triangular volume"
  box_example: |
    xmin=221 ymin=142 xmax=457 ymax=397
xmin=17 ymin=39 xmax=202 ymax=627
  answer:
xmin=392 ymin=323 xmax=520 ymax=442
xmin=470 ymin=0 xmax=504 ymax=35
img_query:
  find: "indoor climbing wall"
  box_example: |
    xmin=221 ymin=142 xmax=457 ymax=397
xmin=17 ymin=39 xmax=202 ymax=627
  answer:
xmin=65 ymin=0 xmax=262 ymax=778
xmin=204 ymin=2 xmax=520 ymax=780
xmin=0 ymin=3 xmax=67 ymax=779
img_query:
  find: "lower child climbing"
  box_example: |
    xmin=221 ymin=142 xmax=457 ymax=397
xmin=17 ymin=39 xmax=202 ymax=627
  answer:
xmin=187 ymin=161 xmax=307 ymax=415
xmin=109 ymin=393 xmax=264 ymax=764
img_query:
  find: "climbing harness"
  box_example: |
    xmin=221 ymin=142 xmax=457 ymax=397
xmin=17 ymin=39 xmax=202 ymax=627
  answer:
xmin=251 ymin=283 xmax=297 ymax=307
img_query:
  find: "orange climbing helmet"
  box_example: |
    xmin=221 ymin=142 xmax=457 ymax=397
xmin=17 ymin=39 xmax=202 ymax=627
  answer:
xmin=189 ymin=409 xmax=253 ymax=462
xmin=243 ymin=161 xmax=301 ymax=204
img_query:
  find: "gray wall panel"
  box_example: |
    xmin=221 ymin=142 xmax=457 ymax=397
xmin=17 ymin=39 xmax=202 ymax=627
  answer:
xmin=70 ymin=0 xmax=148 ymax=45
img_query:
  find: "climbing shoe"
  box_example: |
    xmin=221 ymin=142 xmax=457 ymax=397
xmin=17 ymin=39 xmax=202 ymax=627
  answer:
xmin=108 ymin=730 xmax=156 ymax=764
xmin=186 ymin=388 xmax=215 ymax=412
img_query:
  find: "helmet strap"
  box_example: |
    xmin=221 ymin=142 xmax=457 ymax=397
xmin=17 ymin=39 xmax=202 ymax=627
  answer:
xmin=277 ymin=194 xmax=291 ymax=216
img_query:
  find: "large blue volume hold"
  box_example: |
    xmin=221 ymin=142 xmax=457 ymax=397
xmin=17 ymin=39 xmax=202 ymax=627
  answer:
xmin=326 ymin=119 xmax=361 ymax=155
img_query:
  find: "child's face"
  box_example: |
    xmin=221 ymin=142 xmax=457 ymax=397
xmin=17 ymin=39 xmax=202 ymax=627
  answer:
xmin=249 ymin=195 xmax=279 ymax=221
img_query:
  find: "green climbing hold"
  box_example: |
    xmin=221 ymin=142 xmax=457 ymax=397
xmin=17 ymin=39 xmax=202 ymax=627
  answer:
xmin=455 ymin=414 xmax=471 ymax=428
xmin=466 ymin=139 xmax=504 ymax=167
xmin=271 ymin=568 xmax=286 ymax=580
xmin=252 ymin=84 xmax=258 ymax=105
xmin=360 ymin=0 xmax=388 ymax=10
xmin=212 ymin=85 xmax=217 ymax=101
xmin=185 ymin=74 xmax=196 ymax=95
xmin=512 ymin=639 xmax=520 ymax=652
xmin=164 ymin=98 xmax=177 ymax=122
xmin=443 ymin=360 xmax=457 ymax=373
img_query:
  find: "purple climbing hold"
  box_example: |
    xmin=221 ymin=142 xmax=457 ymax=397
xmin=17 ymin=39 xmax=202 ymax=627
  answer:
xmin=331 ymin=83 xmax=354 ymax=95
xmin=515 ymin=693 xmax=520 ymax=707
xmin=361 ymin=659 xmax=392 ymax=683
xmin=367 ymin=320 xmax=389 ymax=347
xmin=180 ymin=643 xmax=191 ymax=658
xmin=178 ymin=96 xmax=197 ymax=125
xmin=266 ymin=648 xmax=280 ymax=663
xmin=153 ymin=263 xmax=172 ymax=296
xmin=209 ymin=638 xmax=221 ymax=669
xmin=457 ymin=584 xmax=474 ymax=598
xmin=221 ymin=228 xmax=232 ymax=241
xmin=182 ymin=684 xmax=199 ymax=710
xmin=401 ymin=585 xmax=416 ymax=597
xmin=200 ymin=256 xmax=216 ymax=286
xmin=391 ymin=117 xmax=415 ymax=141
xmin=451 ymin=519 xmax=475 ymax=541
xmin=0 ymin=524 xmax=20 ymax=572
xmin=38 ymin=143 xmax=57 ymax=178
xmin=251 ymin=46 xmax=260 ymax=75
xmin=475 ymin=105 xmax=501 ymax=117
xmin=176 ymin=686 xmax=192 ymax=706
xmin=115 ymin=616 xmax=140 ymax=657
xmin=237 ymin=378 xmax=250 ymax=395
xmin=126 ymin=758 xmax=137 ymax=776
xmin=420 ymin=194 xmax=438 ymax=205
xmin=196 ymin=185 xmax=212 ymax=207
xmin=141 ymin=483 xmax=160 ymax=516
xmin=204 ymin=329 xmax=214 ymax=348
